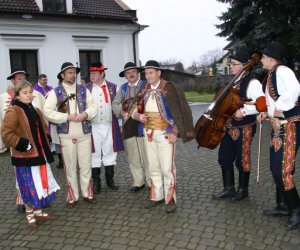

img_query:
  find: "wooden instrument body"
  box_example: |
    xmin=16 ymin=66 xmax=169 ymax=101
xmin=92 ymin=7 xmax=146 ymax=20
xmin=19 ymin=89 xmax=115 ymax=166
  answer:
xmin=195 ymin=87 xmax=240 ymax=149
xmin=195 ymin=53 xmax=261 ymax=149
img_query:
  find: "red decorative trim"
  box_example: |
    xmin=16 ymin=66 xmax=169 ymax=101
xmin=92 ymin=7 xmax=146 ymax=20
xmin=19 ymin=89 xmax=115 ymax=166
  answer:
xmin=89 ymin=66 xmax=105 ymax=71
xmin=282 ymin=122 xmax=296 ymax=190
xmin=242 ymin=126 xmax=252 ymax=172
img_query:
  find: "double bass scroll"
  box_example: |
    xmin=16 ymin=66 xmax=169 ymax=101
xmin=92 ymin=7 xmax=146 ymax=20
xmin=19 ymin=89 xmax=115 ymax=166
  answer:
xmin=195 ymin=53 xmax=261 ymax=149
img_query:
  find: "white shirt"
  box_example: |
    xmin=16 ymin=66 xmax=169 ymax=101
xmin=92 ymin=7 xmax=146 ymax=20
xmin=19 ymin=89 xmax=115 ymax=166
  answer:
xmin=266 ymin=65 xmax=300 ymax=117
xmin=91 ymin=81 xmax=112 ymax=124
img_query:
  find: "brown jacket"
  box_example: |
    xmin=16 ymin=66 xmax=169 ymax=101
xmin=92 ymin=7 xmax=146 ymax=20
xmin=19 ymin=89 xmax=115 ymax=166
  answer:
xmin=163 ymin=80 xmax=195 ymax=143
xmin=1 ymin=100 xmax=53 ymax=166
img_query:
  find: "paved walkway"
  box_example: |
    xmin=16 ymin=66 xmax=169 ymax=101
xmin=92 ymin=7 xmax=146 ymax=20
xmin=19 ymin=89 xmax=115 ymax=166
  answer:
xmin=0 ymin=104 xmax=299 ymax=250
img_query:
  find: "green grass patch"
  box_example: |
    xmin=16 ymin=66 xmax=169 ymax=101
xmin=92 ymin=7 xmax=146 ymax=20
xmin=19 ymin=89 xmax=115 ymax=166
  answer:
xmin=184 ymin=91 xmax=214 ymax=103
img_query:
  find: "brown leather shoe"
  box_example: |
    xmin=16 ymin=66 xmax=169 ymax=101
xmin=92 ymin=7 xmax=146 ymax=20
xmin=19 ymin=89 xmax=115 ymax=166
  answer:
xmin=166 ymin=199 xmax=177 ymax=213
xmin=66 ymin=201 xmax=78 ymax=208
xmin=144 ymin=199 xmax=164 ymax=209
xmin=83 ymin=197 xmax=96 ymax=203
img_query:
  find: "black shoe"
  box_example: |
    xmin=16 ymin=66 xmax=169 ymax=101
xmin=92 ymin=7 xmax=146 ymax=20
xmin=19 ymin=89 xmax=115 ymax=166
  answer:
xmin=166 ymin=199 xmax=177 ymax=213
xmin=129 ymin=185 xmax=145 ymax=193
xmin=17 ymin=204 xmax=25 ymax=213
xmin=231 ymin=188 xmax=248 ymax=201
xmin=83 ymin=197 xmax=96 ymax=203
xmin=144 ymin=199 xmax=164 ymax=209
xmin=263 ymin=204 xmax=289 ymax=217
xmin=212 ymin=187 xmax=236 ymax=199
xmin=285 ymin=209 xmax=300 ymax=230
xmin=107 ymin=182 xmax=119 ymax=190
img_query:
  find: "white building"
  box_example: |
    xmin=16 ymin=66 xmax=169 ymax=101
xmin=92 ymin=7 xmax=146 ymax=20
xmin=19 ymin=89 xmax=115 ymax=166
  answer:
xmin=0 ymin=0 xmax=145 ymax=92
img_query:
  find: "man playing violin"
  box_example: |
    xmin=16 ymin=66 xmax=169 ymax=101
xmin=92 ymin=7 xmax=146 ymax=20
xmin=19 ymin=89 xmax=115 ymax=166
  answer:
xmin=132 ymin=60 xmax=194 ymax=213
xmin=44 ymin=62 xmax=97 ymax=207
xmin=213 ymin=49 xmax=264 ymax=201
xmin=258 ymin=41 xmax=300 ymax=230
xmin=112 ymin=62 xmax=150 ymax=193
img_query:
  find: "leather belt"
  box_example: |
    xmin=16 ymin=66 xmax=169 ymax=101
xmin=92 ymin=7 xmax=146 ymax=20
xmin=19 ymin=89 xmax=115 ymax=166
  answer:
xmin=144 ymin=112 xmax=169 ymax=130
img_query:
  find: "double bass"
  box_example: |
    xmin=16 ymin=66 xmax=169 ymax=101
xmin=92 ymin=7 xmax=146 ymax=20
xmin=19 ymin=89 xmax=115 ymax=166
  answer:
xmin=195 ymin=54 xmax=265 ymax=149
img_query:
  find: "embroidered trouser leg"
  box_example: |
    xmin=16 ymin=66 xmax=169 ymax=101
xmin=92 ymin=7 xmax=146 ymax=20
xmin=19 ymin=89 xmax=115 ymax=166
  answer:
xmin=270 ymin=121 xmax=300 ymax=191
xmin=218 ymin=125 xmax=255 ymax=172
xmin=60 ymin=135 xmax=93 ymax=202
xmin=145 ymin=129 xmax=176 ymax=204
xmin=125 ymin=136 xmax=149 ymax=187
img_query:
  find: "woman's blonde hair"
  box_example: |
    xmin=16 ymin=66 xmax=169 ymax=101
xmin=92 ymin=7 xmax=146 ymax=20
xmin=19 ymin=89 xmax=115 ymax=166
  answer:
xmin=14 ymin=80 xmax=33 ymax=96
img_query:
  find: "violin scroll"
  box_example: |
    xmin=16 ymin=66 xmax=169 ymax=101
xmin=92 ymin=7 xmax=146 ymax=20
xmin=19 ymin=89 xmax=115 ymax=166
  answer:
xmin=57 ymin=93 xmax=75 ymax=113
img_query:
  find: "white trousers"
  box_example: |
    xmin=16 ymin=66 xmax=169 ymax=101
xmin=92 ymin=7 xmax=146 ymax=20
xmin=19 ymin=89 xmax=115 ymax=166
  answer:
xmin=60 ymin=135 xmax=93 ymax=202
xmin=144 ymin=129 xmax=176 ymax=204
xmin=92 ymin=123 xmax=117 ymax=168
xmin=125 ymin=136 xmax=150 ymax=187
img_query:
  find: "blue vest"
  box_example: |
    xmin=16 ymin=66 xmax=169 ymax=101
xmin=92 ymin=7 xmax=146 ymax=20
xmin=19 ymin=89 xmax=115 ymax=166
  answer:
xmin=54 ymin=84 xmax=92 ymax=134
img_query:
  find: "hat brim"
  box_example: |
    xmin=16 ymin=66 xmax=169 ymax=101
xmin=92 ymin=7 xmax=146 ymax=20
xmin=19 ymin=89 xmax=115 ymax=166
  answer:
xmin=143 ymin=66 xmax=162 ymax=71
xmin=119 ymin=66 xmax=143 ymax=77
xmin=57 ymin=66 xmax=81 ymax=80
xmin=7 ymin=71 xmax=29 ymax=80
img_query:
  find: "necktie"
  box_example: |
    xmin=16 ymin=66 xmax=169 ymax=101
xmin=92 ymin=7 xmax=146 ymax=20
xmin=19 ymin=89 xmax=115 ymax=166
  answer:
xmin=101 ymin=85 xmax=109 ymax=103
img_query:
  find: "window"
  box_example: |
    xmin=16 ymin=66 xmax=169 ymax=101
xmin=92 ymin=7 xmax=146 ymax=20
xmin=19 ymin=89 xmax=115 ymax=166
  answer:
xmin=79 ymin=50 xmax=101 ymax=83
xmin=43 ymin=0 xmax=66 ymax=13
xmin=9 ymin=50 xmax=39 ymax=84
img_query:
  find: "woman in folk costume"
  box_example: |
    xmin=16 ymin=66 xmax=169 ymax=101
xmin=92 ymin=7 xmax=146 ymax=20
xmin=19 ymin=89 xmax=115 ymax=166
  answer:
xmin=1 ymin=80 xmax=60 ymax=228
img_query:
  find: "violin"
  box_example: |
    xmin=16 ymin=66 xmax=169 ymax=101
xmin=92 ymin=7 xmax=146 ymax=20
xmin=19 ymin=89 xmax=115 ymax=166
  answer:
xmin=57 ymin=93 xmax=75 ymax=113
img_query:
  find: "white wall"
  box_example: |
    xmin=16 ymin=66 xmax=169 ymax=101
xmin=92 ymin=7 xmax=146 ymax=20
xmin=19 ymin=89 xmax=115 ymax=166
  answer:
xmin=0 ymin=18 xmax=139 ymax=92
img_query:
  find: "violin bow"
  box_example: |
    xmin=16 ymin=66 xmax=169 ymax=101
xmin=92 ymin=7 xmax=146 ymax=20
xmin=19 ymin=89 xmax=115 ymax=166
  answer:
xmin=75 ymin=62 xmax=79 ymax=115
xmin=257 ymin=121 xmax=263 ymax=184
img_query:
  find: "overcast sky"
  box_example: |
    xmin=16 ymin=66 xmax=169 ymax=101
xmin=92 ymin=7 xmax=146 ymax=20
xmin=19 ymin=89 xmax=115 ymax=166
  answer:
xmin=122 ymin=0 xmax=229 ymax=68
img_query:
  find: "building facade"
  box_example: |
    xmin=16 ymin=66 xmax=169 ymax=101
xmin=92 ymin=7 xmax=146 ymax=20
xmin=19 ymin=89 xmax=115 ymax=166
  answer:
xmin=0 ymin=0 xmax=145 ymax=91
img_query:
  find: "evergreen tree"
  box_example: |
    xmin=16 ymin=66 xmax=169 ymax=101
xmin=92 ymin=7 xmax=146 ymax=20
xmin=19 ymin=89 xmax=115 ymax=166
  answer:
xmin=216 ymin=0 xmax=300 ymax=66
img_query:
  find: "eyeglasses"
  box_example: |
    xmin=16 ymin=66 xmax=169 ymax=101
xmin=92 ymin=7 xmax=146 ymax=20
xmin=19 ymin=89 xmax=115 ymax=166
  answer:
xmin=229 ymin=63 xmax=243 ymax=66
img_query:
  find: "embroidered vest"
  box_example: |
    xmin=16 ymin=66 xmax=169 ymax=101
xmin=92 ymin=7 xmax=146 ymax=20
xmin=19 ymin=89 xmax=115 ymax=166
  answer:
xmin=268 ymin=66 xmax=300 ymax=120
xmin=231 ymin=73 xmax=257 ymax=127
xmin=54 ymin=84 xmax=92 ymax=134
xmin=143 ymin=80 xmax=174 ymax=132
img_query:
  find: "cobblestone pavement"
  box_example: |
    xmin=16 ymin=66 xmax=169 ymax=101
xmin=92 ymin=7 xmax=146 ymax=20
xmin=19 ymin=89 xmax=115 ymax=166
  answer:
xmin=0 ymin=104 xmax=300 ymax=250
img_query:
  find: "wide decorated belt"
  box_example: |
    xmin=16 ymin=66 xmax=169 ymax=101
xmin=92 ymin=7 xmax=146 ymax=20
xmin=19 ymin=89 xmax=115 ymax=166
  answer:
xmin=144 ymin=112 xmax=169 ymax=130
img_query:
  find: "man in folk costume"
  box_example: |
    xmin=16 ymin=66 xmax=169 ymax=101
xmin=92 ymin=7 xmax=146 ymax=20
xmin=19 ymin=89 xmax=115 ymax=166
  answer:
xmin=0 ymin=68 xmax=31 ymax=213
xmin=213 ymin=49 xmax=264 ymax=201
xmin=132 ymin=60 xmax=194 ymax=213
xmin=258 ymin=42 xmax=300 ymax=230
xmin=44 ymin=62 xmax=97 ymax=207
xmin=85 ymin=62 xmax=124 ymax=194
xmin=112 ymin=62 xmax=150 ymax=193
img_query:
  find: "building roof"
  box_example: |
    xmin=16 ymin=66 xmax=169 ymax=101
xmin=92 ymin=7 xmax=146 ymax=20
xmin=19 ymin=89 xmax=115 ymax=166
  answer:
xmin=74 ymin=0 xmax=133 ymax=20
xmin=0 ymin=0 xmax=39 ymax=12
xmin=0 ymin=0 xmax=135 ymax=21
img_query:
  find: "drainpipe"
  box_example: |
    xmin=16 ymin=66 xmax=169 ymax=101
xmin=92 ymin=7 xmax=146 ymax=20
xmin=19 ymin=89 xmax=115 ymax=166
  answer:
xmin=132 ymin=24 xmax=141 ymax=65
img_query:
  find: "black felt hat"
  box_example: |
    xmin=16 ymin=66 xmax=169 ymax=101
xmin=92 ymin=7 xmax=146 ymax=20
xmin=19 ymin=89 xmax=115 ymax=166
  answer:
xmin=230 ymin=49 xmax=251 ymax=64
xmin=57 ymin=62 xmax=80 ymax=80
xmin=263 ymin=41 xmax=285 ymax=62
xmin=7 ymin=68 xmax=29 ymax=80
xmin=143 ymin=60 xmax=162 ymax=70
xmin=89 ymin=62 xmax=108 ymax=72
xmin=119 ymin=62 xmax=142 ymax=77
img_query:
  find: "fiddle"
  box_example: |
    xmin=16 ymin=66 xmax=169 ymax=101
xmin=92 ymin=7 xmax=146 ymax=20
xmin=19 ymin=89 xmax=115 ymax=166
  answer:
xmin=57 ymin=93 xmax=75 ymax=113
